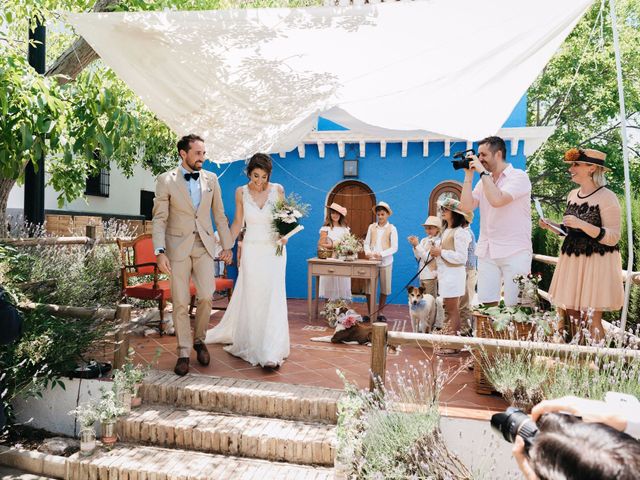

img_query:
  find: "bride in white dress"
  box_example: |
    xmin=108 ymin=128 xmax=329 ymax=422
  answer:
xmin=205 ymin=154 xmax=289 ymax=368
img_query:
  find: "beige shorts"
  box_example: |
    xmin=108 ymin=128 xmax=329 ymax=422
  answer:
xmin=378 ymin=265 xmax=392 ymax=295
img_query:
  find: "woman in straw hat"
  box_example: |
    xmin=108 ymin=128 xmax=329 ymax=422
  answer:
xmin=318 ymin=203 xmax=352 ymax=301
xmin=540 ymin=148 xmax=624 ymax=342
xmin=432 ymin=198 xmax=472 ymax=343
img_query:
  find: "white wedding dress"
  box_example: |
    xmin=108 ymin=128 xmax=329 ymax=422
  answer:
xmin=205 ymin=183 xmax=290 ymax=367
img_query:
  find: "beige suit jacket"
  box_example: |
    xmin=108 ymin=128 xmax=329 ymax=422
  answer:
xmin=152 ymin=167 xmax=233 ymax=261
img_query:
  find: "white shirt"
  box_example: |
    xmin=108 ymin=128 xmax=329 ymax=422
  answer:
xmin=413 ymin=236 xmax=440 ymax=280
xmin=472 ymin=164 xmax=532 ymax=259
xmin=364 ymin=223 xmax=398 ymax=267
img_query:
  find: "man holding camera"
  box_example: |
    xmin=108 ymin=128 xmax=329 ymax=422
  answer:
xmin=459 ymin=136 xmax=532 ymax=306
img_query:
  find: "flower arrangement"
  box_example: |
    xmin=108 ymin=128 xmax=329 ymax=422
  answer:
xmin=333 ymin=233 xmax=363 ymax=260
xmin=336 ymin=310 xmax=362 ymax=329
xmin=69 ymin=402 xmax=99 ymax=428
xmin=271 ymin=193 xmax=310 ymax=255
xmin=322 ymin=298 xmax=351 ymax=327
xmin=95 ymin=387 xmax=127 ymax=423
xmin=112 ymin=352 xmax=148 ymax=395
xmin=514 ymin=273 xmax=542 ymax=308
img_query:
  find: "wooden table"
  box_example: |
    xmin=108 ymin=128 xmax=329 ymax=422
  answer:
xmin=307 ymin=257 xmax=380 ymax=320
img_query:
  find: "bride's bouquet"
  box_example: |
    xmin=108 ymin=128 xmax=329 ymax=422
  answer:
xmin=271 ymin=193 xmax=310 ymax=255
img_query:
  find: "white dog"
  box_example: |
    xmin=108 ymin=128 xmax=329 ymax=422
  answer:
xmin=407 ymin=286 xmax=444 ymax=333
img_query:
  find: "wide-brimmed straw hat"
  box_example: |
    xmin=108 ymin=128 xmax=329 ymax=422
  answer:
xmin=563 ymin=148 xmax=610 ymax=171
xmin=422 ymin=215 xmax=442 ymax=229
xmin=326 ymin=202 xmax=347 ymax=217
xmin=372 ymin=201 xmax=393 ymax=216
xmin=437 ymin=197 xmax=474 ymax=223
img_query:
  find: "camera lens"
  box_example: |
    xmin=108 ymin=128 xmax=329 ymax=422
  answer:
xmin=491 ymin=407 xmax=538 ymax=444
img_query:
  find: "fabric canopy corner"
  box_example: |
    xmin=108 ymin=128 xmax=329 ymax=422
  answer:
xmin=67 ymin=0 xmax=593 ymax=162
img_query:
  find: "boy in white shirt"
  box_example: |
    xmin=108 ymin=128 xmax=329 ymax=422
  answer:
xmin=364 ymin=201 xmax=398 ymax=321
xmin=408 ymin=215 xmax=442 ymax=299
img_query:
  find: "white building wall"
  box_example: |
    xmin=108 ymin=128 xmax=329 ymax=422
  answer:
xmin=8 ymin=162 xmax=157 ymax=217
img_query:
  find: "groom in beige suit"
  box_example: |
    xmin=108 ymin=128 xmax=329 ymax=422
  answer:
xmin=152 ymin=134 xmax=233 ymax=376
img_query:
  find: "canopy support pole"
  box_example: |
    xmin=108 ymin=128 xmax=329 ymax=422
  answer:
xmin=609 ymin=0 xmax=634 ymax=335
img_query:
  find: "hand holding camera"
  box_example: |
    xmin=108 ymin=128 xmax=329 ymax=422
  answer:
xmin=452 ymin=148 xmax=488 ymax=175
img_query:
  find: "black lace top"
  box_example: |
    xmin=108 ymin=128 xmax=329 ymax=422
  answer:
xmin=561 ymin=200 xmax=619 ymax=257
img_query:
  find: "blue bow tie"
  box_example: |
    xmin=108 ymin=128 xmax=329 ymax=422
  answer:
xmin=184 ymin=172 xmax=200 ymax=181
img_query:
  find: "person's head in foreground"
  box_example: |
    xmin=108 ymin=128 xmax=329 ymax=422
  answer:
xmin=514 ymin=412 xmax=640 ymax=480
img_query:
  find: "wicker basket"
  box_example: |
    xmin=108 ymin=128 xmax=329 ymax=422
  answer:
xmin=317 ymin=247 xmax=333 ymax=259
xmin=473 ymin=312 xmax=536 ymax=395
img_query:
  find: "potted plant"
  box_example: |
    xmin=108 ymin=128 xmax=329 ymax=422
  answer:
xmin=68 ymin=402 xmax=98 ymax=456
xmin=322 ymin=298 xmax=351 ymax=327
xmin=334 ymin=233 xmax=363 ymax=262
xmin=112 ymin=355 xmax=148 ymax=409
xmin=95 ymin=388 xmax=127 ymax=446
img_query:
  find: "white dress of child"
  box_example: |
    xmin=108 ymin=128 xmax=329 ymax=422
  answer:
xmin=319 ymin=225 xmax=352 ymax=300
xmin=436 ymin=227 xmax=471 ymax=299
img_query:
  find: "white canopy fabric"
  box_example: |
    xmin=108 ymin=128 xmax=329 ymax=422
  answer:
xmin=68 ymin=0 xmax=592 ymax=163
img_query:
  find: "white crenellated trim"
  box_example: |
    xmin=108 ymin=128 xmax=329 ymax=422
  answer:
xmin=297 ymin=144 xmax=305 ymax=158
xmin=296 ymin=126 xmax=555 ymax=158
xmin=359 ymin=140 xmax=366 ymax=157
xmin=337 ymin=141 xmax=345 ymax=158
xmin=510 ymin=139 xmax=519 ymax=156
xmin=401 ymin=140 xmax=408 ymax=158
xmin=279 ymin=152 xmax=286 ymax=158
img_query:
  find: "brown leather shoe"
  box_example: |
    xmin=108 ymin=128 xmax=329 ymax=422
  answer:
xmin=194 ymin=342 xmax=210 ymax=366
xmin=174 ymin=357 xmax=189 ymax=376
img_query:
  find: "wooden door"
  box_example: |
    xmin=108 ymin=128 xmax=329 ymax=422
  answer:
xmin=328 ymin=181 xmax=376 ymax=294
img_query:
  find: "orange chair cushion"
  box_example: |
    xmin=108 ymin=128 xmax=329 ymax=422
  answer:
xmin=215 ymin=278 xmax=234 ymax=291
xmin=124 ymin=280 xmax=172 ymax=300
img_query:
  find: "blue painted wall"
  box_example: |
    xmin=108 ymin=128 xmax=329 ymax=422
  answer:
xmin=206 ymin=96 xmax=528 ymax=303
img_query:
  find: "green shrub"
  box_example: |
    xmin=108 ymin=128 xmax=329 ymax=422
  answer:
xmin=0 ymin=303 xmax=111 ymax=432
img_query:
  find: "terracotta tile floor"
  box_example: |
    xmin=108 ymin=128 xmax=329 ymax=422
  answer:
xmin=128 ymin=299 xmax=507 ymax=420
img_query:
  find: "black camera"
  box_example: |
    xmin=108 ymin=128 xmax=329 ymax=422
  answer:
xmin=451 ymin=149 xmax=475 ymax=170
xmin=491 ymin=407 xmax=539 ymax=449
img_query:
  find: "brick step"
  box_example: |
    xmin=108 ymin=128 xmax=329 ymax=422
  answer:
xmin=117 ymin=405 xmax=336 ymax=466
xmin=140 ymin=371 xmax=343 ymax=424
xmin=67 ymin=444 xmax=334 ymax=479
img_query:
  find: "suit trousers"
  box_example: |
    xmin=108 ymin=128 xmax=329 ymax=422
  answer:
xmin=170 ymin=235 xmax=215 ymax=357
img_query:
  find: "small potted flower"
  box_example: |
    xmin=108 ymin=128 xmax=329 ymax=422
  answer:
xmin=68 ymin=403 xmax=98 ymax=456
xmin=95 ymin=388 xmax=127 ymax=446
xmin=334 ymin=233 xmax=363 ymax=262
xmin=113 ymin=354 xmax=148 ymax=410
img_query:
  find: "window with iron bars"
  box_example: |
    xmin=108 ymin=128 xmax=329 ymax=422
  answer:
xmin=85 ymin=168 xmax=110 ymax=197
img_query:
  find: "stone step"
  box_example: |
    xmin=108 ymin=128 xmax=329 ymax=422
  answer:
xmin=117 ymin=405 xmax=336 ymax=466
xmin=140 ymin=371 xmax=343 ymax=424
xmin=67 ymin=444 xmax=335 ymax=480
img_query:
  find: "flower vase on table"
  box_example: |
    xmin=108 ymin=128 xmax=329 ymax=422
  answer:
xmin=334 ymin=233 xmax=363 ymax=262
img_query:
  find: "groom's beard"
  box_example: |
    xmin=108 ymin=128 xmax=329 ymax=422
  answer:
xmin=187 ymin=160 xmax=203 ymax=171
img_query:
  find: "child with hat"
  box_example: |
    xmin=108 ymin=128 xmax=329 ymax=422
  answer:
xmin=408 ymin=215 xmax=442 ymax=299
xmin=318 ymin=203 xmax=352 ymax=301
xmin=431 ymin=198 xmax=471 ymax=342
xmin=364 ymin=201 xmax=398 ymax=321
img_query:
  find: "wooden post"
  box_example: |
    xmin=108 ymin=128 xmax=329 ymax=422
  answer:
xmin=85 ymin=224 xmax=97 ymax=252
xmin=113 ymin=304 xmax=132 ymax=370
xmin=369 ymin=322 xmax=388 ymax=392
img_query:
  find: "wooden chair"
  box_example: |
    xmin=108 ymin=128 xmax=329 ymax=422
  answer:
xmin=117 ymin=234 xmax=235 ymax=331
xmin=117 ymin=234 xmax=195 ymax=334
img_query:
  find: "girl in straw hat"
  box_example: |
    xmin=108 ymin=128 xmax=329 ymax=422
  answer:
xmin=431 ymin=198 xmax=472 ymax=344
xmin=318 ymin=203 xmax=352 ymax=301
xmin=540 ymin=148 xmax=624 ymax=342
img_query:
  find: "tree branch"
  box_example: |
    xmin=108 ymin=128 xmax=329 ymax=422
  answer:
xmin=45 ymin=0 xmax=121 ymax=83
